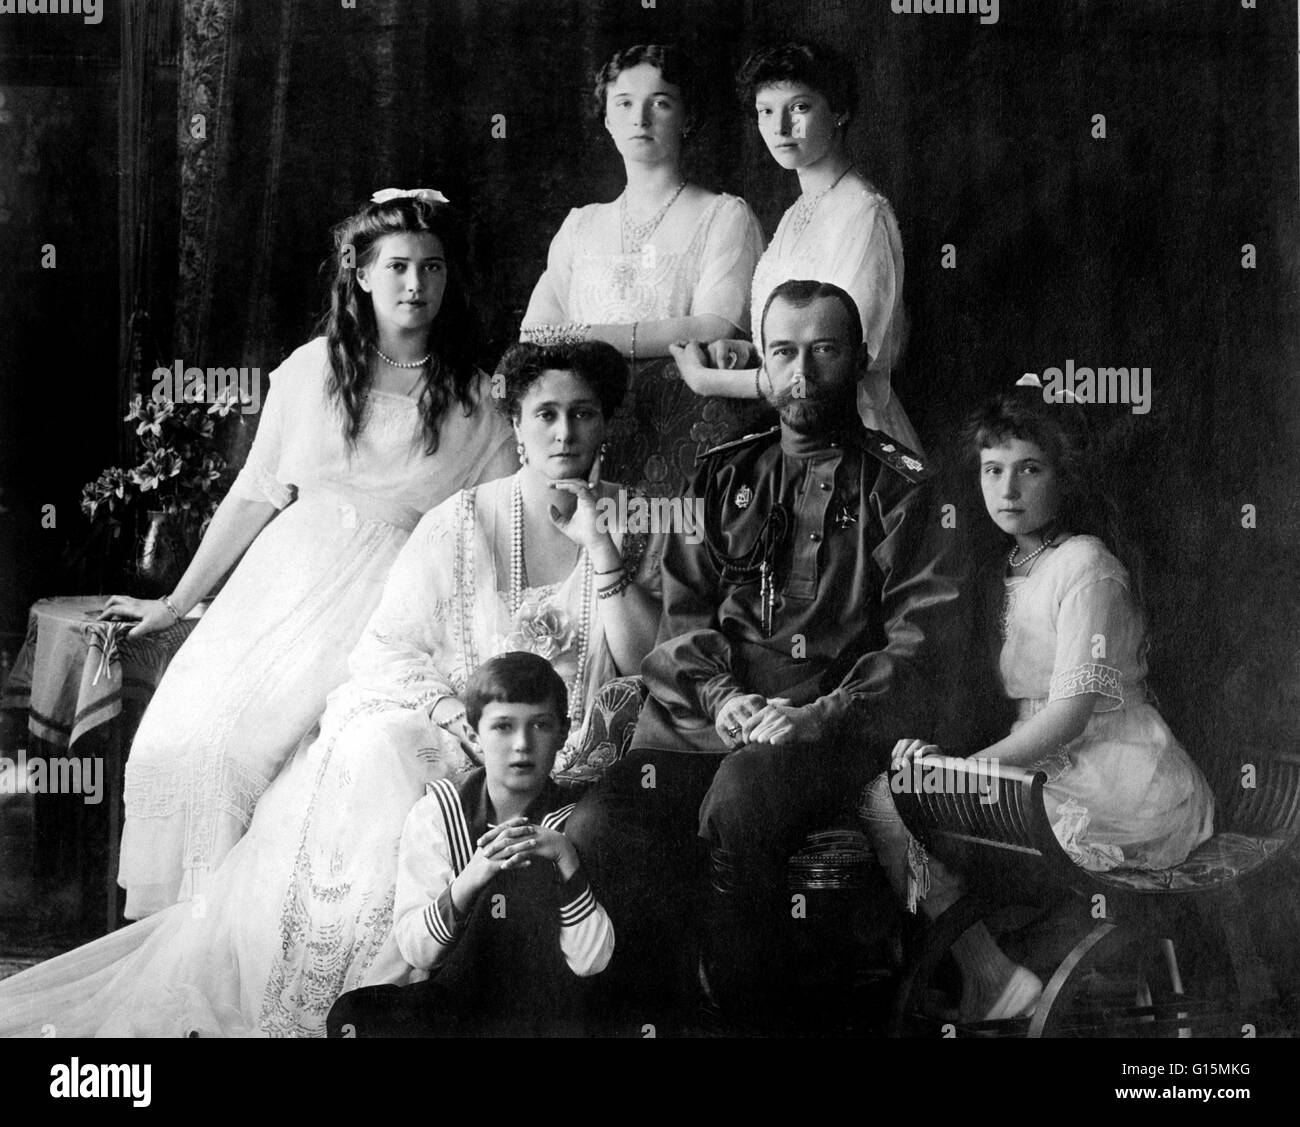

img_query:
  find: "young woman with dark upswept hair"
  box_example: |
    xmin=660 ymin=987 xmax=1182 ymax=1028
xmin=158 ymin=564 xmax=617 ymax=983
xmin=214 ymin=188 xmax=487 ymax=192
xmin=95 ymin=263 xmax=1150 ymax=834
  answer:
xmin=521 ymin=43 xmax=768 ymax=496
xmin=101 ymin=191 xmax=516 ymax=919
xmin=673 ymin=40 xmax=923 ymax=453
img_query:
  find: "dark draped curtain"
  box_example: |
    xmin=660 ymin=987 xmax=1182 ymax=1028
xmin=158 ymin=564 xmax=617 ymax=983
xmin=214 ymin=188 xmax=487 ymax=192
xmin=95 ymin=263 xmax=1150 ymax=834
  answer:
xmin=153 ymin=0 xmax=1298 ymax=766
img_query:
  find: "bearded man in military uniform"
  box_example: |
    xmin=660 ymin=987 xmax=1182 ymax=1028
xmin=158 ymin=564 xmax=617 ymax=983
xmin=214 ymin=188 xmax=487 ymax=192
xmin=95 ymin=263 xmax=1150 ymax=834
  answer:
xmin=567 ymin=279 xmax=968 ymax=1032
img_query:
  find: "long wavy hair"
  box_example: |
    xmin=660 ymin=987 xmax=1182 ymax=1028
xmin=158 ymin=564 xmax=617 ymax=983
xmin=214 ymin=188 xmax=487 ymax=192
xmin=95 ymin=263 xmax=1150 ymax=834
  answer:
xmin=317 ymin=196 xmax=481 ymax=454
xmin=962 ymin=390 xmax=1146 ymax=610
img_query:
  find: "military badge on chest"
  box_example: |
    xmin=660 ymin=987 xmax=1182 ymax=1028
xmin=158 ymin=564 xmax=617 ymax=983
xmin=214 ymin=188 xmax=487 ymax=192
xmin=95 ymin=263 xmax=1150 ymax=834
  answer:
xmin=832 ymin=479 xmax=861 ymax=531
xmin=704 ymin=486 xmax=790 ymax=639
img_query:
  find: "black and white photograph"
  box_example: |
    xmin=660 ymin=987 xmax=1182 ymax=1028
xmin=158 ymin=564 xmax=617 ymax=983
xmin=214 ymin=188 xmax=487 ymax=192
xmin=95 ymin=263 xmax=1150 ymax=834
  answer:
xmin=0 ymin=0 xmax=1297 ymax=1085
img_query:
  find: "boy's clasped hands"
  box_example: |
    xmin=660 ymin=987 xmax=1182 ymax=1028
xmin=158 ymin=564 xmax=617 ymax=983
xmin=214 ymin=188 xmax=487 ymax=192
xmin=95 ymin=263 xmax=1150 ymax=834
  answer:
xmin=449 ymin=817 xmax=579 ymax=914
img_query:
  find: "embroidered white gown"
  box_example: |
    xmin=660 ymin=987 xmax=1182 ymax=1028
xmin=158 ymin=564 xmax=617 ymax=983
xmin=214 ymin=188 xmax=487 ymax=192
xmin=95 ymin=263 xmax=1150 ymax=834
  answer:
xmin=998 ymin=536 xmax=1214 ymax=869
xmin=0 ymin=475 xmax=660 ymax=1037
xmin=750 ymin=177 xmax=921 ymax=451
xmin=117 ymin=337 xmax=517 ymax=918
xmin=523 ymin=194 xmax=767 ymax=494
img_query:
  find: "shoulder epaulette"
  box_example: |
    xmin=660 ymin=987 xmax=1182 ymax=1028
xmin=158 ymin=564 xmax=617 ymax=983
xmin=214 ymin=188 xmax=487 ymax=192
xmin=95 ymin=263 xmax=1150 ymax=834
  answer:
xmin=695 ymin=426 xmax=781 ymax=463
xmin=861 ymin=429 xmax=930 ymax=483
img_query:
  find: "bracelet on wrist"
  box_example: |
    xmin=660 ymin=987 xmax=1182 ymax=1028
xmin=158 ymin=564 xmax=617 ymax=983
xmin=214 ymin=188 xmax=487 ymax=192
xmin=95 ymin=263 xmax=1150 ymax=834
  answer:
xmin=523 ymin=323 xmax=591 ymax=346
xmin=592 ymin=560 xmax=626 ymax=576
xmin=597 ymin=571 xmax=634 ymax=600
xmin=160 ymin=595 xmax=183 ymax=624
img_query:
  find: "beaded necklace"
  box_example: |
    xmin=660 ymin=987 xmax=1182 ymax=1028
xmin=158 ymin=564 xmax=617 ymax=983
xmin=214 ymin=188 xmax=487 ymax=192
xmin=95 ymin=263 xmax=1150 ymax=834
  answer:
xmin=788 ymin=164 xmax=854 ymax=243
xmin=1007 ymin=529 xmax=1060 ymax=573
xmin=620 ymin=180 xmax=687 ymax=254
xmin=374 ymin=345 xmax=430 ymax=369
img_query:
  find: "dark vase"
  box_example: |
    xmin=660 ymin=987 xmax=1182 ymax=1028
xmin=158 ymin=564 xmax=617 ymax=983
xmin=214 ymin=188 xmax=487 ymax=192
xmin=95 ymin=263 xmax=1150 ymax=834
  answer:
xmin=135 ymin=509 xmax=185 ymax=595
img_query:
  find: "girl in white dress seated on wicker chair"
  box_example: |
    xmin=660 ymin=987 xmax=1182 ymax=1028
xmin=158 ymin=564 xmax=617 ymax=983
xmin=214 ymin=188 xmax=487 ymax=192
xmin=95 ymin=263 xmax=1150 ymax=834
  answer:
xmin=860 ymin=392 xmax=1214 ymax=1022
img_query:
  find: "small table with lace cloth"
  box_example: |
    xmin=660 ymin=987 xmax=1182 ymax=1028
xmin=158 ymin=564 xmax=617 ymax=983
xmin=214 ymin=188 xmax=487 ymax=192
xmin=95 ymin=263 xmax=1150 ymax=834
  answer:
xmin=0 ymin=596 xmax=199 ymax=933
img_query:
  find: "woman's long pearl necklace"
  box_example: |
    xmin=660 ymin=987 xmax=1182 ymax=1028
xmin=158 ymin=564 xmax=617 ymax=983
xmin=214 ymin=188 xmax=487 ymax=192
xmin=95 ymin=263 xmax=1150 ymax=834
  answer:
xmin=510 ymin=477 xmax=593 ymax=726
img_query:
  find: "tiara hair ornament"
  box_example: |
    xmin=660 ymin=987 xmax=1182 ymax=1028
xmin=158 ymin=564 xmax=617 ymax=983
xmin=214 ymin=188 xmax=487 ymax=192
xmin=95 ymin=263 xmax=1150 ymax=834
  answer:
xmin=370 ymin=187 xmax=450 ymax=205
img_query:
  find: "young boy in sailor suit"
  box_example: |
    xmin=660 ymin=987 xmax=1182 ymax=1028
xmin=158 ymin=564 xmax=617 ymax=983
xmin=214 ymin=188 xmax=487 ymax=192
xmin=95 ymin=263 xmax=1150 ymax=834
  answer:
xmin=327 ymin=651 xmax=613 ymax=1037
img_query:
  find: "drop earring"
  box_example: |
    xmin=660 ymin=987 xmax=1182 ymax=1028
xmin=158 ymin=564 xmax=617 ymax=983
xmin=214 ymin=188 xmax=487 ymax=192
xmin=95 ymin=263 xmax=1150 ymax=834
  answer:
xmin=516 ymin=441 xmax=528 ymax=466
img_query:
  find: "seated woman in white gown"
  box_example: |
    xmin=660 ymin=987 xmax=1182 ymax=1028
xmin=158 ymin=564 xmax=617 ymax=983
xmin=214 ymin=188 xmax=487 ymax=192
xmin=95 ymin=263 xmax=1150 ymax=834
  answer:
xmin=101 ymin=189 xmax=516 ymax=918
xmin=859 ymin=392 xmax=1214 ymax=1023
xmin=0 ymin=340 xmax=664 ymax=1037
xmin=521 ymin=43 xmax=768 ymax=495
xmin=672 ymin=40 xmax=922 ymax=452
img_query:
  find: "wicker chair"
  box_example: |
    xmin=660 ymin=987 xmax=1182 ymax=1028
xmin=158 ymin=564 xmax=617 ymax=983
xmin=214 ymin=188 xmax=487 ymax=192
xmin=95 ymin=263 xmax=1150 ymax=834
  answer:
xmin=887 ymin=751 xmax=1300 ymax=1037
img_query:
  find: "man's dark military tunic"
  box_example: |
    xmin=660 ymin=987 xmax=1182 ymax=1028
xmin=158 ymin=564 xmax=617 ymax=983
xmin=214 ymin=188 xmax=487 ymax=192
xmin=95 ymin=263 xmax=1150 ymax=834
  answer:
xmin=632 ymin=422 xmax=961 ymax=755
xmin=565 ymin=420 xmax=966 ymax=1028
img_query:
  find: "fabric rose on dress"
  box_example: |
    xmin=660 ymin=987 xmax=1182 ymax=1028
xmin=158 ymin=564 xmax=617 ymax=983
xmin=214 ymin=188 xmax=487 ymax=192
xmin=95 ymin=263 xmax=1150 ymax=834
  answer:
xmin=497 ymin=599 xmax=578 ymax=682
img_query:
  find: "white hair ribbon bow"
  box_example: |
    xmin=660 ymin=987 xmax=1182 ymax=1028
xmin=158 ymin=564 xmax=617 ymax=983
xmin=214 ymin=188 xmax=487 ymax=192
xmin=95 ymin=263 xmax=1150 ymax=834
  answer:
xmin=370 ymin=187 xmax=450 ymax=205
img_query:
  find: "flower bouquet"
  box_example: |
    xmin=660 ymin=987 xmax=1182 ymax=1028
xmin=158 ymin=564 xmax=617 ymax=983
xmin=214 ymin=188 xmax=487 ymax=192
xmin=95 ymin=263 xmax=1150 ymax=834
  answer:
xmin=80 ymin=389 xmax=245 ymax=591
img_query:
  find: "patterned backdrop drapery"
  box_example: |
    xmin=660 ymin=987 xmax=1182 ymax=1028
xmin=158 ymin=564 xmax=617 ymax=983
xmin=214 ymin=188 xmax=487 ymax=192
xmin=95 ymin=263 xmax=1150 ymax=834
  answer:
xmin=158 ymin=0 xmax=1300 ymax=768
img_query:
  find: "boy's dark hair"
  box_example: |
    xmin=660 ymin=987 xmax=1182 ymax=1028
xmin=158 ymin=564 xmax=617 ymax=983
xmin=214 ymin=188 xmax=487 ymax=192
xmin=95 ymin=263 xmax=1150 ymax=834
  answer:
xmin=761 ymin=278 xmax=863 ymax=350
xmin=463 ymin=652 xmax=569 ymax=731
xmin=494 ymin=340 xmax=629 ymax=422
xmin=735 ymin=40 xmax=859 ymax=119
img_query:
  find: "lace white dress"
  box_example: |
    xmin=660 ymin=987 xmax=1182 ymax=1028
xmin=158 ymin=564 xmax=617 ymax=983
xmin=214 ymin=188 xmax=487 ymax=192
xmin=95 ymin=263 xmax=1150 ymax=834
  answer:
xmin=523 ymin=193 xmax=768 ymax=495
xmin=998 ymin=536 xmax=1214 ymax=870
xmin=750 ymin=177 xmax=921 ymax=451
xmin=117 ymin=337 xmax=516 ymax=918
xmin=0 ymin=475 xmax=660 ymax=1037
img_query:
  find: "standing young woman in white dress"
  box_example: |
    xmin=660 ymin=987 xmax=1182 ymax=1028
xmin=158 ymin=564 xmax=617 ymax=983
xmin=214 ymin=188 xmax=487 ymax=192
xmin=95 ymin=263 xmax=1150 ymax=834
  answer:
xmin=0 ymin=340 xmax=662 ymax=1038
xmin=521 ymin=43 xmax=767 ymax=495
xmin=672 ymin=41 xmax=922 ymax=452
xmin=101 ymin=191 xmax=516 ymax=918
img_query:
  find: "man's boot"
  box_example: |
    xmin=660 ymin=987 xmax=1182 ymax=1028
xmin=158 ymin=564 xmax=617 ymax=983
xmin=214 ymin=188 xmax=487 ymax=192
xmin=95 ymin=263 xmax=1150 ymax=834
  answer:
xmin=697 ymin=847 xmax=793 ymax=1035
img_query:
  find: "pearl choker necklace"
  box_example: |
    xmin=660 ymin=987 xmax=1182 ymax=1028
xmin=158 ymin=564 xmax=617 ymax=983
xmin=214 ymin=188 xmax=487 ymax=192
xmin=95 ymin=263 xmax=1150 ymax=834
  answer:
xmin=374 ymin=346 xmax=430 ymax=369
xmin=1008 ymin=532 xmax=1059 ymax=571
